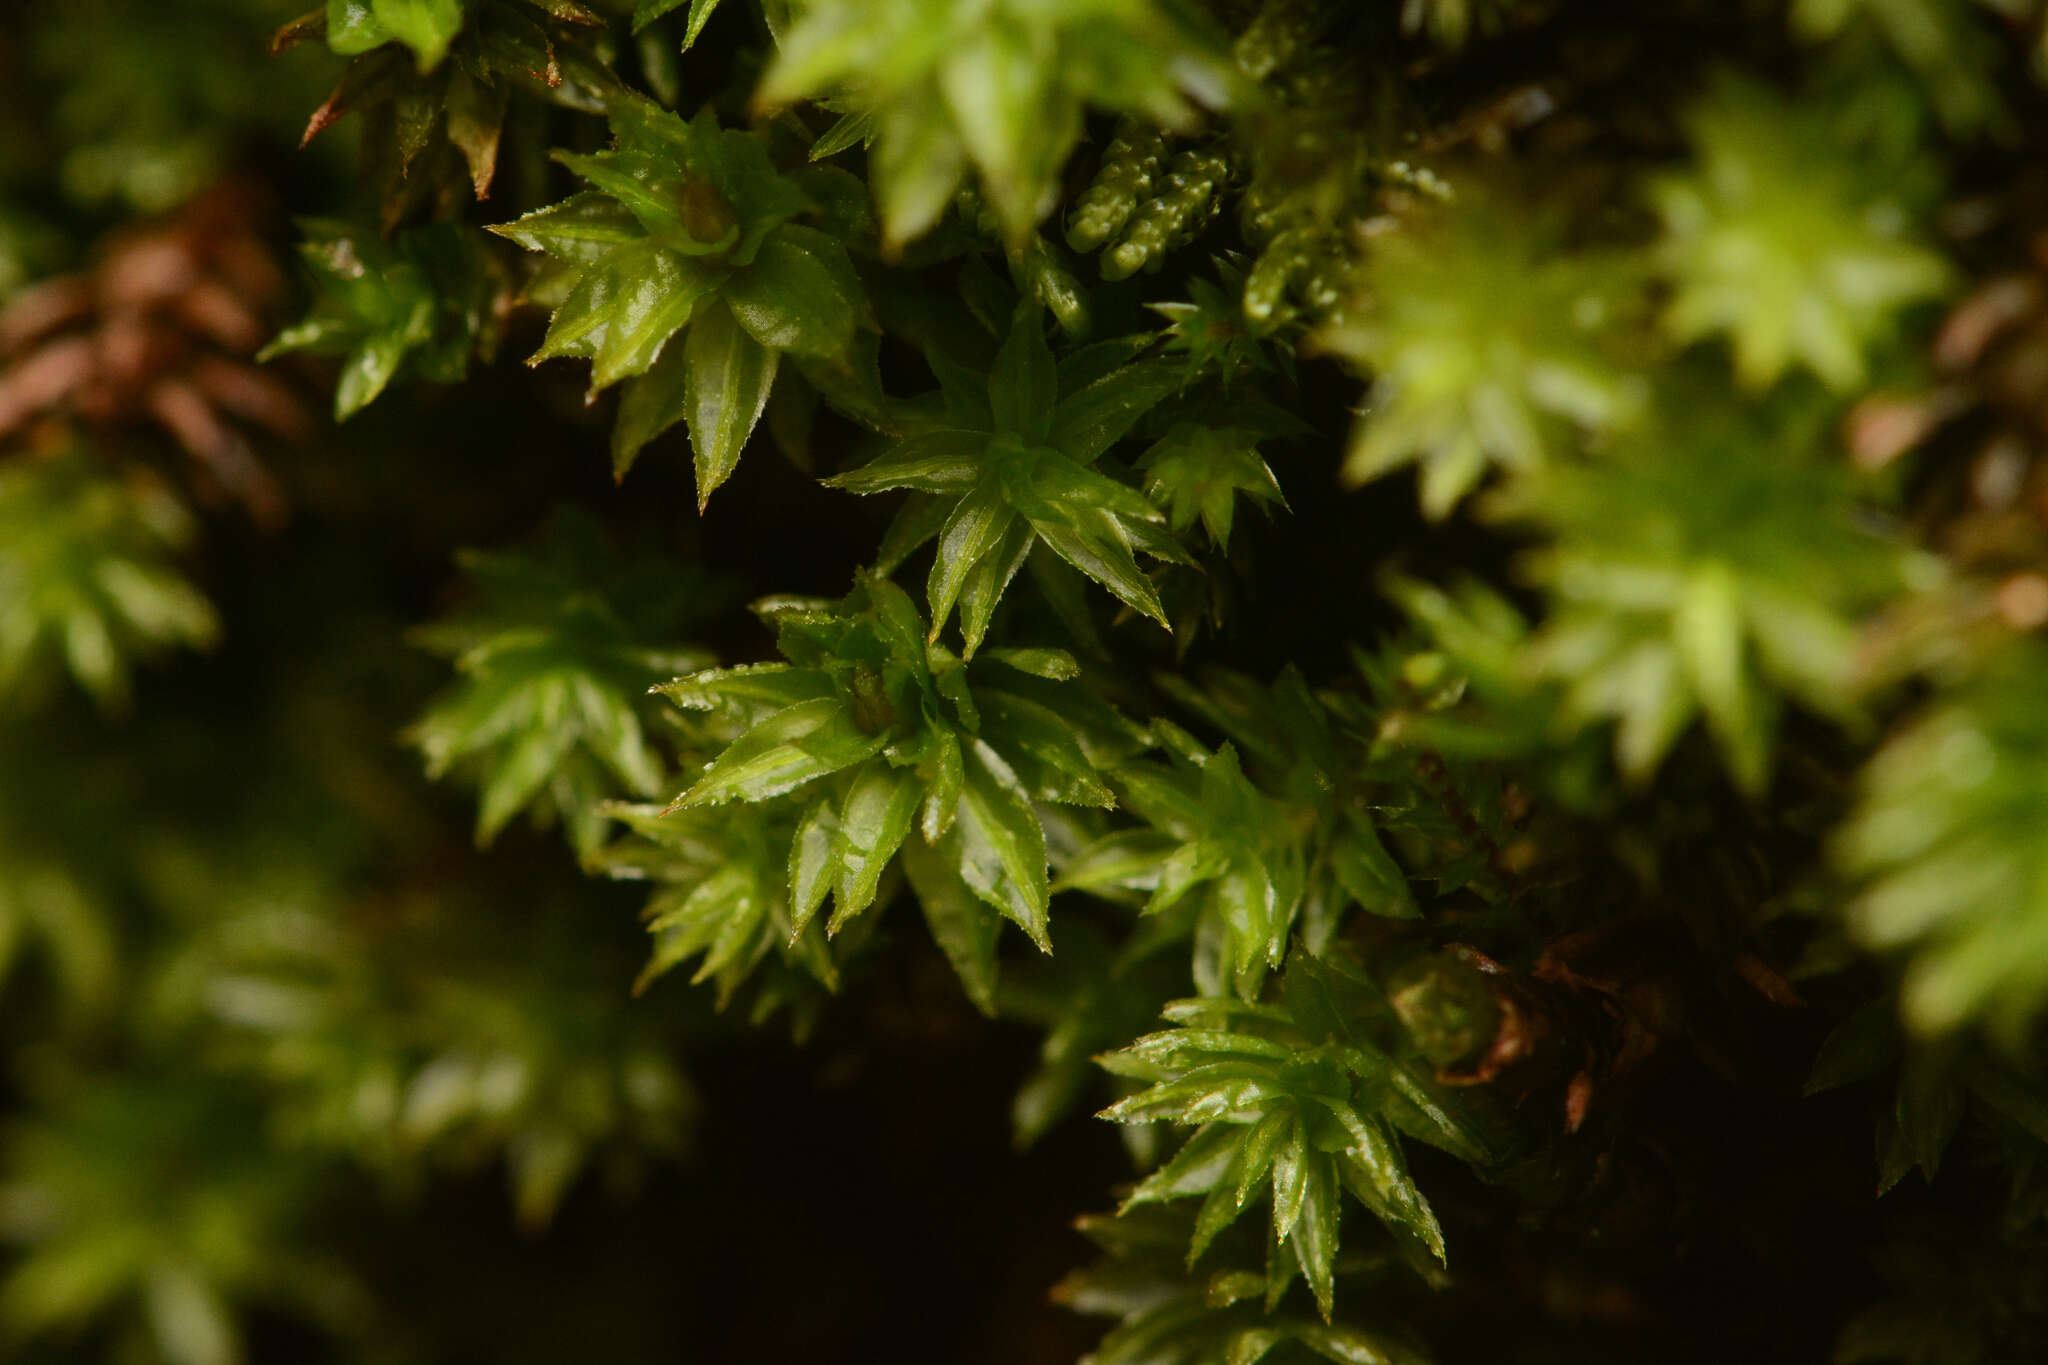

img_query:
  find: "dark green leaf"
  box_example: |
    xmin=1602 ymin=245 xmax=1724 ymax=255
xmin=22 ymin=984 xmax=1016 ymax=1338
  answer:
xmin=1806 ymin=999 xmax=1902 ymax=1096
xmin=682 ymin=299 xmax=779 ymax=509
xmin=611 ymin=334 xmax=692 ymax=482
xmin=723 ymin=225 xmax=867 ymax=360
xmin=990 ymin=307 xmax=1057 ymax=442
xmin=824 ymin=430 xmax=989 ymax=495
xmin=328 ymin=0 xmax=463 ymax=69
xmin=674 ymin=698 xmax=885 ymax=806
xmin=830 ymin=764 xmax=920 ymax=928
xmin=929 ymin=475 xmax=1018 ymax=636
xmin=902 ymin=829 xmax=1000 ymax=1015
xmin=530 ymin=241 xmax=720 ymax=392
xmin=952 ymin=739 xmax=1050 ymax=950
xmin=1049 ymin=360 xmax=1185 ymax=463
xmin=489 ymin=193 xmax=644 ymax=261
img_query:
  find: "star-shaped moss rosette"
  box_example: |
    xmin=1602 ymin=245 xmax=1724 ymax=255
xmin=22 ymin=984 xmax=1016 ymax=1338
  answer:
xmin=824 ymin=306 xmax=1192 ymax=652
xmin=262 ymin=220 xmax=504 ymax=420
xmin=1136 ymin=408 xmax=1296 ymax=552
xmin=653 ymin=576 xmax=1145 ymax=1008
xmin=1150 ymin=257 xmax=1297 ymax=387
xmin=755 ymin=0 xmax=1234 ymax=249
xmin=0 ymin=1074 xmax=358 ymax=1365
xmin=1835 ymin=636 xmax=2048 ymax=1039
xmin=278 ymin=0 xmax=623 ymax=224
xmin=491 ymin=95 xmax=875 ymax=505
xmin=404 ymin=512 xmax=714 ymax=856
xmin=1053 ymin=1206 xmax=1433 ymax=1365
xmin=1324 ymin=188 xmax=1644 ymax=520
xmin=1649 ymin=72 xmax=1953 ymax=392
xmin=1060 ymin=723 xmax=1308 ymax=1001
xmin=591 ymin=799 xmax=843 ymax=1016
xmin=1497 ymin=393 xmax=1931 ymax=794
xmin=1098 ymin=953 xmax=1489 ymax=1318
xmin=0 ymin=454 xmax=218 ymax=712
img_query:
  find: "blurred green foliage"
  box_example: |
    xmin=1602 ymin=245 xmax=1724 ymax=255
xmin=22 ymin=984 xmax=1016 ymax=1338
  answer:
xmin=8 ymin=0 xmax=2048 ymax=1361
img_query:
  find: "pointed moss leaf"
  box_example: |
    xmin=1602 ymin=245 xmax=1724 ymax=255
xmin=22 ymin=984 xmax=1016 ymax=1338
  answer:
xmin=722 ymin=224 xmax=866 ymax=360
xmin=919 ymin=725 xmax=965 ymax=841
xmin=869 ymin=94 xmax=968 ymax=250
xmin=978 ymin=688 xmax=1114 ymax=806
xmin=863 ymin=574 xmax=931 ymax=672
xmin=443 ymin=68 xmax=507 ymax=197
xmin=1328 ymin=818 xmax=1415 ymax=920
xmin=632 ymin=0 xmax=687 ymax=30
xmin=1115 ymin=1030 xmax=1296 ymax=1074
xmin=551 ymin=149 xmax=692 ymax=243
xmin=489 ymin=193 xmax=644 ymax=261
xmin=988 ymin=453 xmax=1178 ymax=627
xmin=991 ymin=307 xmax=1058 ymax=442
xmin=927 ymin=347 xmax=997 ymax=430
xmin=1805 ymin=999 xmax=1902 ymax=1096
xmin=938 ymin=20 xmax=1067 ymax=242
xmin=1302 ymin=1325 xmax=1429 ymax=1365
xmin=682 ymin=299 xmax=779 ymax=509
xmin=1057 ymin=829 xmax=1178 ymax=894
xmin=1049 ymin=359 xmax=1185 ymax=463
xmin=1336 ymin=1115 xmax=1446 ymax=1264
xmin=612 ymin=333 xmax=692 ymax=481
xmin=1270 ymin=1129 xmax=1308 ymax=1246
xmin=810 ymin=111 xmax=873 ymax=162
xmin=956 ymin=518 xmax=1034 ymax=656
xmin=902 ymin=830 xmax=1001 ymax=1015
xmin=929 ymin=474 xmax=1017 ymax=634
xmin=337 ymin=328 xmax=419 ymax=420
xmin=475 ymin=727 xmax=575 ymax=844
xmin=676 ymin=697 xmax=886 ymax=806
xmin=824 ymin=430 xmax=989 ymax=495
xmin=327 ymin=0 xmax=463 ymax=69
xmin=1099 ymin=1074 xmax=1287 ymax=1125
xmin=1893 ymin=1049 xmax=1966 ymax=1188
xmin=1029 ymin=507 xmax=1169 ymax=627
xmin=831 ymin=764 xmax=920 ymax=928
xmin=530 ymin=241 xmax=720 ymax=392
xmin=1294 ymin=1155 xmax=1340 ymax=1321
xmin=1380 ymin=1070 xmax=1490 ymax=1166
xmin=788 ymin=799 xmax=839 ymax=936
xmin=1187 ymin=1180 xmax=1246 ymax=1266
xmin=656 ymin=663 xmax=834 ymax=715
xmin=633 ymin=0 xmax=721 ymax=43
xmin=876 ymin=493 xmax=954 ymax=575
xmin=1058 ymin=335 xmax=1156 ymax=394
xmin=1673 ymin=561 xmax=1757 ymax=790
xmin=1009 ymin=448 xmax=1168 ymax=527
xmin=683 ymin=0 xmax=724 ymax=46
xmin=953 ymin=739 xmax=1050 ymax=950
xmin=1124 ymin=1121 xmax=1240 ymax=1209
xmin=982 ymin=647 xmax=1079 ymax=680
xmin=1235 ymin=1109 xmax=1292 ymax=1212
